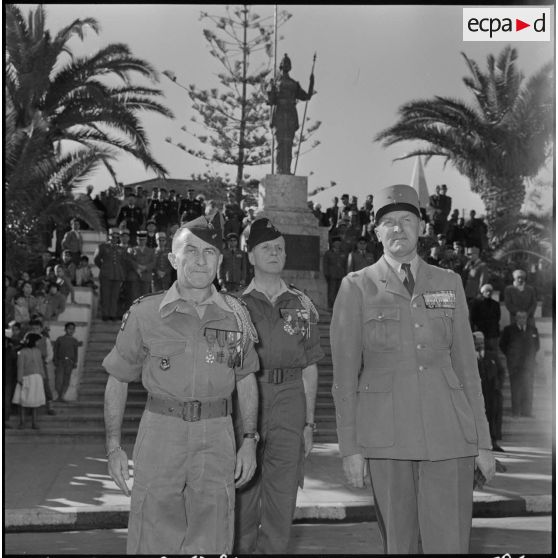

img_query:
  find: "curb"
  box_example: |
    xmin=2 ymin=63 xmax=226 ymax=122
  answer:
xmin=5 ymin=495 xmax=552 ymax=533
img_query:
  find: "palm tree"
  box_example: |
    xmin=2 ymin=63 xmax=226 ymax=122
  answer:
xmin=375 ymin=46 xmax=553 ymax=238
xmin=5 ymin=4 xmax=174 ymax=270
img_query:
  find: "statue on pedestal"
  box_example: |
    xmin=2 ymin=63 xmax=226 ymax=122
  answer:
xmin=267 ymin=54 xmax=315 ymax=175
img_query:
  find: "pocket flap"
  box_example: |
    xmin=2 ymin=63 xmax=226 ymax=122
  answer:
xmin=442 ymin=366 xmax=464 ymax=389
xmin=364 ymin=307 xmax=400 ymax=322
xmin=149 ymin=341 xmax=185 ymax=357
xmin=358 ymin=373 xmax=393 ymax=393
xmin=428 ymin=308 xmax=453 ymax=318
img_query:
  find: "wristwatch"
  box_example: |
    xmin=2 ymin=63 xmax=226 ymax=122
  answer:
xmin=243 ymin=431 xmax=260 ymax=443
xmin=305 ymin=422 xmax=317 ymax=432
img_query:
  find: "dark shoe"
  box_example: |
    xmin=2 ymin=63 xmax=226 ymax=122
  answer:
xmin=492 ymin=443 xmax=505 ymax=452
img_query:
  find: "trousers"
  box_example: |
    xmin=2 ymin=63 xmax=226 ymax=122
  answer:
xmin=509 ymin=365 xmax=535 ymax=415
xmin=100 ymin=278 xmax=122 ymax=319
xmin=368 ymin=457 xmax=475 ymax=554
xmin=55 ymin=359 xmax=74 ymax=399
xmin=127 ymin=411 xmax=236 ymax=555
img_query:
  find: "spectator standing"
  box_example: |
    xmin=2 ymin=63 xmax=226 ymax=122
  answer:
xmin=28 ymin=319 xmax=56 ymax=415
xmin=451 ymin=241 xmax=467 ymax=276
xmin=463 ymin=246 xmax=489 ymax=304
xmin=427 ymin=185 xmax=446 ymax=234
xmin=167 ymin=189 xmax=180 ymax=225
xmin=223 ymin=191 xmax=245 ymax=237
xmin=21 ymin=281 xmax=38 ymax=318
xmin=148 ymin=188 xmax=173 ymax=233
xmin=499 ymin=311 xmax=540 ymax=418
xmin=53 ymin=322 xmax=82 ymax=401
xmin=470 ymin=283 xmax=501 ymax=352
xmin=13 ymin=332 xmax=46 ymax=429
xmin=178 ymin=187 xmax=204 ymax=222
xmin=129 ymin=231 xmax=155 ymax=298
xmin=504 ymin=269 xmax=538 ymax=326
xmin=13 ymin=295 xmax=31 ymax=330
xmin=323 ymin=237 xmax=347 ymax=309
xmin=474 ymin=332 xmax=506 ymax=452
xmin=464 ymin=210 xmax=484 ymax=249
xmin=151 ymin=232 xmax=173 ymax=292
xmin=117 ymin=193 xmax=144 ymax=245
xmin=445 ymin=209 xmax=460 ymax=244
xmin=134 ymin=185 xmax=147 ymax=215
xmin=218 ymin=233 xmax=248 ymax=293
xmin=94 ymin=228 xmax=126 ymax=321
xmin=424 ymin=244 xmax=443 ymax=267
xmin=61 ymin=218 xmax=84 ymax=265
xmin=325 ymin=196 xmax=339 ymax=228
xmin=347 ymin=236 xmax=376 ymax=273
xmin=61 ymin=250 xmax=77 ymax=284
xmin=438 ymin=184 xmax=452 ymax=233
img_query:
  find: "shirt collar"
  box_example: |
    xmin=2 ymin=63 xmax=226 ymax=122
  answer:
xmin=159 ymin=282 xmax=229 ymax=318
xmin=244 ymin=277 xmax=294 ymax=303
xmin=383 ymin=253 xmax=419 ymax=278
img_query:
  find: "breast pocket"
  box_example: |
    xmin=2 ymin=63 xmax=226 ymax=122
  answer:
xmin=428 ymin=308 xmax=454 ymax=348
xmin=364 ymin=307 xmax=401 ymax=352
xmin=148 ymin=340 xmax=187 ymax=374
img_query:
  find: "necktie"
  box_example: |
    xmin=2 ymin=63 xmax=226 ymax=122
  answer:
xmin=401 ymin=263 xmax=415 ymax=295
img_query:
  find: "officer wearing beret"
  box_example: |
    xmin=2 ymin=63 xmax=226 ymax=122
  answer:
xmin=103 ymin=213 xmax=260 ymax=554
xmin=93 ymin=228 xmax=126 ymax=321
xmin=331 ymin=184 xmax=495 ymax=553
xmin=234 ymin=218 xmax=324 ymax=554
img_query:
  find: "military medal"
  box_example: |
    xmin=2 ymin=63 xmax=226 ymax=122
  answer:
xmin=204 ymin=328 xmax=217 ymax=363
xmin=281 ymin=310 xmax=296 ymax=335
xmin=216 ymin=330 xmax=227 ymax=363
xmin=160 ymin=357 xmax=170 ymax=370
xmin=423 ymin=290 xmax=456 ymax=309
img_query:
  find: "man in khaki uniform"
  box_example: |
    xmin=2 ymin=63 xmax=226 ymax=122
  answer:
xmin=103 ymin=213 xmax=260 ymax=554
xmin=331 ymin=184 xmax=495 ymax=554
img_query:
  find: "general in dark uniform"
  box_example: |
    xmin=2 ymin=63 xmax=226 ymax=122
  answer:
xmin=234 ymin=218 xmax=324 ymax=554
xmin=103 ymin=213 xmax=260 ymax=554
xmin=331 ymin=184 xmax=495 ymax=554
xmin=116 ymin=194 xmax=144 ymax=245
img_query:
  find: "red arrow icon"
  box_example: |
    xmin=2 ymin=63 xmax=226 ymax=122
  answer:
xmin=516 ymin=18 xmax=530 ymax=31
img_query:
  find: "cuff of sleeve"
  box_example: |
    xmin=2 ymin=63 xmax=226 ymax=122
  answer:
xmin=102 ymin=347 xmax=142 ymax=383
xmin=337 ymin=426 xmax=359 ymax=457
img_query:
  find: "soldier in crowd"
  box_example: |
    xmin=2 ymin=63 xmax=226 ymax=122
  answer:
xmin=474 ymin=331 xmax=506 ymax=452
xmin=331 ymin=184 xmax=494 ymax=554
xmin=102 ymin=213 xmax=259 ymax=554
xmin=61 ymin=218 xmax=84 ymax=265
xmin=152 ymin=232 xmax=173 ymax=292
xmin=470 ymin=283 xmax=501 ymax=353
xmin=323 ymin=236 xmax=348 ymax=310
xmin=167 ymin=189 xmax=179 ymax=222
xmin=128 ymin=231 xmax=155 ymax=298
xmin=93 ymin=228 xmax=126 ymax=321
xmin=178 ymin=187 xmax=204 ymax=222
xmin=146 ymin=187 xmax=159 ymax=217
xmin=218 ymin=232 xmax=248 ymax=293
xmin=504 ymin=269 xmax=538 ymax=326
xmin=499 ymin=311 xmax=540 ymax=418
xmin=347 ymin=236 xmax=376 ymax=273
xmin=117 ymin=193 xmax=144 ymax=245
xmin=451 ymin=241 xmax=468 ymax=276
xmin=325 ymin=196 xmax=339 ymax=228
xmin=417 ymin=222 xmax=438 ymax=258
xmin=464 ymin=210 xmax=485 ymax=249
xmin=145 ymin=219 xmax=158 ymax=248
xmin=463 ymin=246 xmax=489 ymax=305
xmin=104 ymin=187 xmax=122 ymax=228
xmin=234 ymin=218 xmax=323 ymax=554
xmin=151 ymin=188 xmax=175 ymax=232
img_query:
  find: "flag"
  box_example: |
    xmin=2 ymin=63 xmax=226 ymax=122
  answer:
xmin=410 ymin=156 xmax=430 ymax=208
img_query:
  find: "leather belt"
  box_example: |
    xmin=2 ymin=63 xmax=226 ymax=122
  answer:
xmin=146 ymin=394 xmax=232 ymax=422
xmin=259 ymin=368 xmax=302 ymax=384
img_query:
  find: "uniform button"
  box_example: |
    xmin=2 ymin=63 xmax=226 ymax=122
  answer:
xmin=364 ymin=385 xmax=369 ymax=391
xmin=334 ymin=383 xmax=338 ymax=389
xmin=418 ymin=365 xmax=425 ymax=371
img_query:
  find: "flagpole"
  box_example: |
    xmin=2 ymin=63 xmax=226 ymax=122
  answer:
xmin=271 ymin=5 xmax=278 ymax=175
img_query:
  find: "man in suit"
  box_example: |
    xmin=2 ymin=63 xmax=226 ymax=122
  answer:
xmin=61 ymin=218 xmax=84 ymax=265
xmin=330 ymin=184 xmax=495 ymax=554
xmin=499 ymin=311 xmax=540 ymax=417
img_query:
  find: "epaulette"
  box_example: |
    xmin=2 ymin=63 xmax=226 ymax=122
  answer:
xmin=131 ymin=291 xmax=164 ymax=305
xmin=288 ymin=285 xmax=319 ymax=324
xmin=221 ymin=292 xmax=259 ymax=349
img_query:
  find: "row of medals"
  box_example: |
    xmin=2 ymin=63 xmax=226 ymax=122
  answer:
xmin=204 ymin=328 xmax=243 ymax=367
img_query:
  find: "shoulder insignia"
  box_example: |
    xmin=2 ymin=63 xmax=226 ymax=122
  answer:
xmin=132 ymin=290 xmax=165 ymax=305
xmin=288 ymin=286 xmax=320 ymax=324
xmin=221 ymin=293 xmax=259 ymax=349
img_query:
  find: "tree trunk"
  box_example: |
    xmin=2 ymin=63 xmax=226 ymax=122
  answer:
xmin=235 ymin=5 xmax=249 ymax=204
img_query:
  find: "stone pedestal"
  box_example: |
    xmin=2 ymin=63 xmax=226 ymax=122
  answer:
xmin=257 ymin=174 xmax=328 ymax=309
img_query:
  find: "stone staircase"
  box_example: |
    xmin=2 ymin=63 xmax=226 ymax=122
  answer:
xmin=7 ymin=315 xmax=339 ymax=442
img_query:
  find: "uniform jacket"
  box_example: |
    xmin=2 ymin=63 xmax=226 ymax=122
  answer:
xmin=331 ymin=256 xmax=491 ymax=461
xmin=61 ymin=230 xmax=83 ymax=254
xmin=347 ymin=250 xmax=376 ymax=273
xmin=323 ymin=249 xmax=347 ymax=280
xmin=117 ymin=205 xmax=144 ymax=232
xmin=463 ymin=259 xmax=489 ymax=299
xmin=470 ymin=296 xmax=501 ymax=339
xmin=128 ymin=246 xmax=155 ymax=282
xmin=102 ymin=284 xmax=259 ymax=401
xmin=93 ymin=242 xmax=126 ymax=281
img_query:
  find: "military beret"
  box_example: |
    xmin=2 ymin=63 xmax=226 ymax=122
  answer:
xmin=246 ymin=218 xmax=282 ymax=251
xmin=181 ymin=212 xmax=223 ymax=251
xmin=137 ymin=230 xmax=147 ymax=238
xmin=109 ymin=228 xmax=120 ymax=235
xmin=374 ymin=184 xmax=421 ymax=223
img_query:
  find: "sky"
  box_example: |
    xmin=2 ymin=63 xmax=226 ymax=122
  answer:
xmin=20 ymin=3 xmax=554 ymax=215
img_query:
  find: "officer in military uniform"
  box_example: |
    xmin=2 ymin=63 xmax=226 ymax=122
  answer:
xmin=234 ymin=218 xmax=324 ymax=554
xmin=346 ymin=236 xmax=376 ymax=273
xmin=116 ymin=193 xmax=144 ymax=245
xmin=93 ymin=228 xmax=127 ymax=321
xmin=179 ymin=188 xmax=203 ymax=222
xmin=148 ymin=188 xmax=173 ymax=232
xmin=152 ymin=232 xmax=173 ymax=292
xmin=330 ymin=184 xmax=495 ymax=554
xmin=118 ymin=229 xmax=136 ymax=316
xmin=128 ymin=230 xmax=155 ymax=298
xmin=145 ymin=219 xmax=158 ymax=248
xmin=103 ymin=213 xmax=260 ymax=554
xmin=218 ymin=232 xmax=248 ymax=293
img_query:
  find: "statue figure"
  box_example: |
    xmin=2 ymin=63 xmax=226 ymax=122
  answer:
xmin=267 ymin=54 xmax=314 ymax=175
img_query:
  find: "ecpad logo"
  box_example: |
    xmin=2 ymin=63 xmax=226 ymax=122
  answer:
xmin=463 ymin=8 xmax=551 ymax=41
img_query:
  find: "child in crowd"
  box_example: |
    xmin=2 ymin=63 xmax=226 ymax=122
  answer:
xmin=61 ymin=250 xmax=77 ymax=285
xmin=13 ymin=333 xmax=46 ymax=429
xmin=54 ymin=265 xmax=76 ymax=303
xmin=75 ymin=255 xmax=96 ymax=289
xmin=53 ymin=322 xmax=82 ymax=401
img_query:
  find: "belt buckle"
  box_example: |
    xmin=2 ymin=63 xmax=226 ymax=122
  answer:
xmin=272 ymin=368 xmax=284 ymax=384
xmin=182 ymin=400 xmax=201 ymax=422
